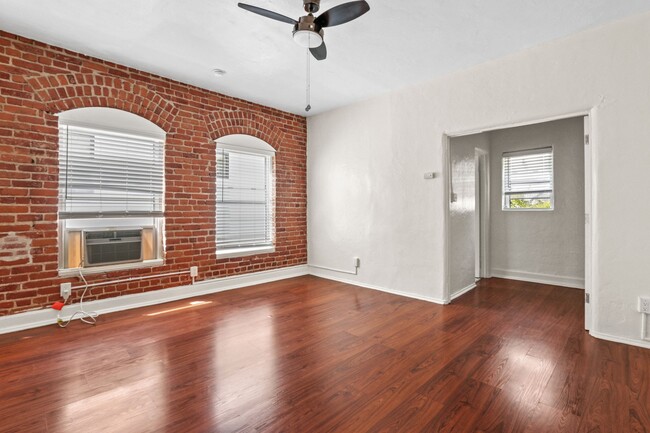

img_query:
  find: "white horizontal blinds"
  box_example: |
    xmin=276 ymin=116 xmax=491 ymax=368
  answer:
xmin=502 ymin=147 xmax=553 ymax=208
xmin=216 ymin=147 xmax=273 ymax=249
xmin=59 ymin=124 xmax=164 ymax=218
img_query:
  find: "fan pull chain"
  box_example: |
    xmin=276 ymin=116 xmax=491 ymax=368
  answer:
xmin=305 ymin=50 xmax=311 ymax=112
xmin=305 ymin=34 xmax=311 ymax=112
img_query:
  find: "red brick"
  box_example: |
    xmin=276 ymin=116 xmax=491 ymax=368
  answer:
xmin=0 ymin=30 xmax=307 ymax=318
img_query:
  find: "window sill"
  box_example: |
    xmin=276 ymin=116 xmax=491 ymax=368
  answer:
xmin=217 ymin=246 xmax=275 ymax=259
xmin=502 ymin=208 xmax=554 ymax=212
xmin=58 ymin=259 xmax=164 ymax=277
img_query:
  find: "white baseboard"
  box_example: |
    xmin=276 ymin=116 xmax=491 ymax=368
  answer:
xmin=5 ymin=263 xmax=650 ymax=352
xmin=308 ymin=266 xmax=447 ymax=305
xmin=589 ymin=330 xmax=650 ymax=349
xmin=0 ymin=265 xmax=309 ymax=335
xmin=450 ymin=283 xmax=476 ymax=301
xmin=491 ymin=268 xmax=584 ymax=289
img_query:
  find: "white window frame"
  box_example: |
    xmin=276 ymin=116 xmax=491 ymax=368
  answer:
xmin=502 ymin=146 xmax=554 ymax=211
xmin=57 ymin=109 xmax=166 ymax=275
xmin=216 ymin=140 xmax=276 ymax=259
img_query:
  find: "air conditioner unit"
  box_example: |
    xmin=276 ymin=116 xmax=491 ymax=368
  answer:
xmin=83 ymin=229 xmax=143 ymax=267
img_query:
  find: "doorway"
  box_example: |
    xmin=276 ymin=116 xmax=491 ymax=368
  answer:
xmin=445 ymin=114 xmax=592 ymax=330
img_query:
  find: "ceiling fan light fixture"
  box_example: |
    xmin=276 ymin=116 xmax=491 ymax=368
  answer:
xmin=293 ymin=30 xmax=322 ymax=48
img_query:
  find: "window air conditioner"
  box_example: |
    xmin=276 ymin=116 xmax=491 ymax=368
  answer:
xmin=83 ymin=229 xmax=143 ymax=267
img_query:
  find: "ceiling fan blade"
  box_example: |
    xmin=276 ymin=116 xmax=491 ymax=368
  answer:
xmin=310 ymin=42 xmax=327 ymax=61
xmin=315 ymin=1 xmax=370 ymax=28
xmin=238 ymin=3 xmax=297 ymax=25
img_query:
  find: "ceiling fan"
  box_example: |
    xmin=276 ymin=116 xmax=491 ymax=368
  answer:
xmin=237 ymin=0 xmax=370 ymax=60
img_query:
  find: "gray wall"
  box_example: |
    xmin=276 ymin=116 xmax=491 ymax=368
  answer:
xmin=489 ymin=117 xmax=585 ymax=286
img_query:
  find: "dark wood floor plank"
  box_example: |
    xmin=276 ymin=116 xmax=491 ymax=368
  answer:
xmin=417 ymin=379 xmax=501 ymax=433
xmin=522 ymin=403 xmax=582 ymax=433
xmin=0 ymin=276 xmax=648 ymax=433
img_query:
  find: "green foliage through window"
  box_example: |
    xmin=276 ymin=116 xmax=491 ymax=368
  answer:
xmin=509 ymin=198 xmax=551 ymax=209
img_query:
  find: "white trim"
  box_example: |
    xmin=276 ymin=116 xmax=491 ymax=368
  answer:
xmin=474 ymin=150 xmax=481 ymax=278
xmin=216 ymin=134 xmax=276 ymax=154
xmin=57 ymin=116 xmax=166 ymax=140
xmin=0 ymin=265 xmax=308 ymax=335
xmin=589 ymin=330 xmax=650 ymax=350
xmin=216 ymin=142 xmax=276 ymax=156
xmin=309 ymin=263 xmax=358 ymax=275
xmin=216 ymin=246 xmax=275 ymax=259
xmin=442 ymin=134 xmax=452 ymax=303
xmin=474 ymin=148 xmax=490 ymax=279
xmin=450 ymin=283 xmax=476 ymax=301
xmin=490 ymin=269 xmax=584 ymax=289
xmin=308 ymin=266 xmax=447 ymax=305
xmin=58 ymin=259 xmax=164 ymax=277
xmin=10 ymin=263 xmax=650 ymax=352
xmin=444 ymin=110 xmax=591 ymax=138
xmin=583 ymin=114 xmax=593 ymax=331
xmin=59 ymin=120 xmax=167 ymax=140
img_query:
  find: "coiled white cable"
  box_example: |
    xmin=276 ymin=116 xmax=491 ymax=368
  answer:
xmin=57 ymin=265 xmax=99 ymax=328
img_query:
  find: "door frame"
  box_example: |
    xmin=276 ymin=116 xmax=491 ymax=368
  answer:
xmin=442 ymin=109 xmax=595 ymax=331
xmin=474 ymin=148 xmax=490 ymax=279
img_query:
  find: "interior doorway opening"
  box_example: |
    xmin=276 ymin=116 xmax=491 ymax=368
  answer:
xmin=445 ymin=114 xmax=592 ymax=330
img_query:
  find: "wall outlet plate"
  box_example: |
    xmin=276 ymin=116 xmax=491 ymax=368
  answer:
xmin=190 ymin=266 xmax=198 ymax=277
xmin=639 ymin=296 xmax=650 ymax=314
xmin=60 ymin=282 xmax=72 ymax=300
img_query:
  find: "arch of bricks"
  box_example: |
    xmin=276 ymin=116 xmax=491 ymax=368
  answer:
xmin=204 ymin=111 xmax=286 ymax=150
xmin=25 ymin=73 xmax=179 ymax=131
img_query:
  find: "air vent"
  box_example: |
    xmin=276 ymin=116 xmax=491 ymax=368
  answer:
xmin=83 ymin=229 xmax=143 ymax=267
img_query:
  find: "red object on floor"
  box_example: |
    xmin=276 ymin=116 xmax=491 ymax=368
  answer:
xmin=52 ymin=302 xmax=65 ymax=311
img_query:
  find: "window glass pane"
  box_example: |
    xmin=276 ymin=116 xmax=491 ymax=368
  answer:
xmin=59 ymin=125 xmax=164 ymax=216
xmin=502 ymin=147 xmax=553 ymax=209
xmin=216 ymin=147 xmax=273 ymax=249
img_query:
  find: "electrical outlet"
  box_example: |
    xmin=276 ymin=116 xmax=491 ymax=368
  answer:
xmin=639 ymin=296 xmax=650 ymax=314
xmin=354 ymin=257 xmax=361 ymax=268
xmin=190 ymin=266 xmax=198 ymax=277
xmin=60 ymin=282 xmax=72 ymax=301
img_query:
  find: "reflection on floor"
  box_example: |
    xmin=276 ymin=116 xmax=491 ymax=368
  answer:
xmin=0 ymin=276 xmax=648 ymax=432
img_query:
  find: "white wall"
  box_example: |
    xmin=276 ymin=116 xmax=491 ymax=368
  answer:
xmin=449 ymin=134 xmax=489 ymax=295
xmin=308 ymin=11 xmax=650 ymax=346
xmin=489 ymin=118 xmax=585 ymax=287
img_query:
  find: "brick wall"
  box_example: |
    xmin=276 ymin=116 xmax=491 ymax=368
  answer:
xmin=0 ymin=31 xmax=307 ymax=316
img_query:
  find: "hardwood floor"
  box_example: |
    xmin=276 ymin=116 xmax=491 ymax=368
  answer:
xmin=0 ymin=276 xmax=648 ymax=433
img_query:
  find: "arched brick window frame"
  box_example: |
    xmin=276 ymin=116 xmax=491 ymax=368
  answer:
xmin=204 ymin=111 xmax=286 ymax=150
xmin=25 ymin=73 xmax=179 ymax=131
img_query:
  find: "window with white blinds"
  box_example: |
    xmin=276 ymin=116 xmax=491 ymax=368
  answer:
xmin=502 ymin=147 xmax=554 ymax=210
xmin=58 ymin=124 xmax=165 ymax=218
xmin=216 ymin=145 xmax=274 ymax=251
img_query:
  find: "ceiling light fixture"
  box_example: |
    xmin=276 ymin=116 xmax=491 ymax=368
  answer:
xmin=293 ymin=29 xmax=322 ymax=48
xmin=237 ymin=0 xmax=370 ymax=112
xmin=238 ymin=0 xmax=370 ymax=61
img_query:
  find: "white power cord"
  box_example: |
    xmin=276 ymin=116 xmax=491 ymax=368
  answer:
xmin=57 ymin=265 xmax=99 ymax=328
xmin=642 ymin=313 xmax=650 ymax=342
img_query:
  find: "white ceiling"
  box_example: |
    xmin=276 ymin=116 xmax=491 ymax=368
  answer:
xmin=1 ymin=1 xmax=650 ymax=116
